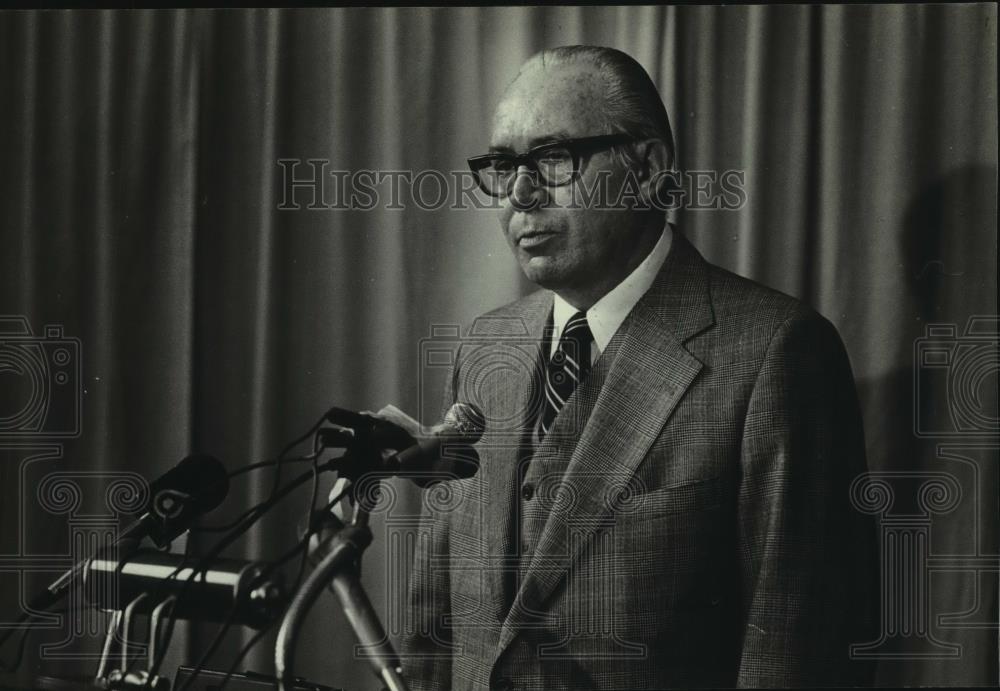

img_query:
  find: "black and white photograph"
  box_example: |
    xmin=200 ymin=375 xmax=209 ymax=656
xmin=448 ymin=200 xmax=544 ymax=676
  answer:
xmin=0 ymin=5 xmax=996 ymax=690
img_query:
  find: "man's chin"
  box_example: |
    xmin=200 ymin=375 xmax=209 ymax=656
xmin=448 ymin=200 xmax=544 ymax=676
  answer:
xmin=518 ymin=256 xmax=570 ymax=290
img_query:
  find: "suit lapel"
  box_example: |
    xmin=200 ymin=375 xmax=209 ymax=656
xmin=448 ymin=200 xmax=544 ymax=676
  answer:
xmin=497 ymin=233 xmax=716 ymax=652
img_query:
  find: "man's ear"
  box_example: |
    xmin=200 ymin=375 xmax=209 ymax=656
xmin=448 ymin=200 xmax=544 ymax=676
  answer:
xmin=632 ymin=139 xmax=672 ymax=205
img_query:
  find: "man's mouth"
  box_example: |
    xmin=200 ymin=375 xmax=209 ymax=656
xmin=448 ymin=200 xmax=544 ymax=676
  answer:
xmin=517 ymin=230 xmax=558 ymax=248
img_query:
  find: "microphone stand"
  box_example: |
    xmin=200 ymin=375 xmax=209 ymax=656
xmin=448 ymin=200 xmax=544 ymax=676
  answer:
xmin=274 ymin=472 xmax=408 ymax=691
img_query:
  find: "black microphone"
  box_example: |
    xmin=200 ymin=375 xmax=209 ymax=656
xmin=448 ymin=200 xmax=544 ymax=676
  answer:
xmin=21 ymin=454 xmax=228 ymax=617
xmin=119 ymin=453 xmax=230 ymax=549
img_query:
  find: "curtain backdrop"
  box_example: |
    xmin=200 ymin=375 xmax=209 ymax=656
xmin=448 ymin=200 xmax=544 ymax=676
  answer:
xmin=0 ymin=6 xmax=996 ymax=689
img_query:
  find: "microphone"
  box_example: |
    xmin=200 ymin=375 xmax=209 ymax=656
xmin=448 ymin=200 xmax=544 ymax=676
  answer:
xmin=83 ymin=550 xmax=284 ymax=628
xmin=20 ymin=454 xmax=228 ymax=618
xmin=389 ymin=403 xmax=485 ymax=486
xmin=119 ymin=453 xmax=230 ymax=549
xmin=323 ymin=403 xmax=485 ymax=486
xmin=276 ymin=407 xmax=485 ymax=691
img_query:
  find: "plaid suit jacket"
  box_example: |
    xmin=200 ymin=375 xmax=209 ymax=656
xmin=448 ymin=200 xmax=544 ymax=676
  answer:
xmin=400 ymin=233 xmax=878 ymax=690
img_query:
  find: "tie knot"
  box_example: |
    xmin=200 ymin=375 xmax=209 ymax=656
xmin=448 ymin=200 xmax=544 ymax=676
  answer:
xmin=551 ymin=311 xmax=592 ymax=372
xmin=561 ymin=311 xmax=592 ymax=343
xmin=539 ymin=310 xmax=592 ymax=441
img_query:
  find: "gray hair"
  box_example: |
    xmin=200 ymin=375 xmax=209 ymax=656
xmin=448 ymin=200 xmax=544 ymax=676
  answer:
xmin=529 ymin=45 xmax=676 ymax=170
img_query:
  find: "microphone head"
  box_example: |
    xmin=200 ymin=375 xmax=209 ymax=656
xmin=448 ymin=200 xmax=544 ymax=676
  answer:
xmin=441 ymin=403 xmax=486 ymax=444
xmin=151 ymin=453 xmax=229 ymax=512
xmin=145 ymin=454 xmax=229 ymax=547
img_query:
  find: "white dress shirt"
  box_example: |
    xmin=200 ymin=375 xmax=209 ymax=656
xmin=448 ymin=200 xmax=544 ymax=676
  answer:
xmin=550 ymin=224 xmax=673 ymax=362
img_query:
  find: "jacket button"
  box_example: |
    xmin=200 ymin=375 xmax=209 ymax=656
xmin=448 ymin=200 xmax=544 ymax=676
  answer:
xmin=521 ymin=483 xmax=535 ymax=501
xmin=493 ymin=677 xmax=514 ymax=691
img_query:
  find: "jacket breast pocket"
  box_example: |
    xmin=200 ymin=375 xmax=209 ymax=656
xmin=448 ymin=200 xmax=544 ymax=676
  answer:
xmin=613 ymin=476 xmax=724 ymax=521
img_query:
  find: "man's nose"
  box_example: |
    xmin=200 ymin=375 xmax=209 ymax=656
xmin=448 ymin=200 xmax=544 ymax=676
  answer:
xmin=508 ymin=165 xmax=541 ymax=210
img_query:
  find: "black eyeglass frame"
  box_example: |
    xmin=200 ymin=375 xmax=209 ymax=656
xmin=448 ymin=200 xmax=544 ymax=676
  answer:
xmin=467 ymin=133 xmax=636 ymax=197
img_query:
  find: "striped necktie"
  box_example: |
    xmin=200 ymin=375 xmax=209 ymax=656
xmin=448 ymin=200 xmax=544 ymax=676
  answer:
xmin=539 ymin=311 xmax=594 ymax=439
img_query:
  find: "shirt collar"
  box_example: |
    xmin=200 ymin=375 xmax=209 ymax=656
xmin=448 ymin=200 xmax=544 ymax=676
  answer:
xmin=551 ymin=223 xmax=673 ymax=356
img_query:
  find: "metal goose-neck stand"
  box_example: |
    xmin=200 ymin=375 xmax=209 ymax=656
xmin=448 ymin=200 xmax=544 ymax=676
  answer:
xmin=274 ymin=468 xmax=408 ymax=691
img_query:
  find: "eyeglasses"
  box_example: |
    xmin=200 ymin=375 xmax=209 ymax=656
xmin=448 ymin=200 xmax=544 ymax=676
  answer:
xmin=467 ymin=134 xmax=635 ymax=198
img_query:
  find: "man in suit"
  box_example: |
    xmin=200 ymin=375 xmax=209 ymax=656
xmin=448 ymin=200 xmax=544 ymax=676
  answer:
xmin=398 ymin=45 xmax=877 ymax=690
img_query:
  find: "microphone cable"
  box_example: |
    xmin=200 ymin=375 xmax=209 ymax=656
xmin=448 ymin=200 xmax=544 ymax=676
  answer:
xmin=148 ymin=409 xmax=332 ymax=681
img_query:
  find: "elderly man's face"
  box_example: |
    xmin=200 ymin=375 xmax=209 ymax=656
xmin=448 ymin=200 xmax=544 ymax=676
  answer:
xmin=490 ymin=60 xmax=644 ymax=301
